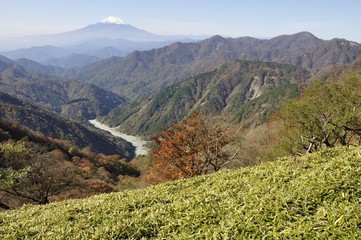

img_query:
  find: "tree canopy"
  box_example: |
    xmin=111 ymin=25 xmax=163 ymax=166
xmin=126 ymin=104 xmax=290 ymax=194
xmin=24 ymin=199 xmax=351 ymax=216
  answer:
xmin=148 ymin=113 xmax=237 ymax=182
xmin=280 ymin=75 xmax=361 ymax=154
xmin=0 ymin=141 xmax=77 ymax=206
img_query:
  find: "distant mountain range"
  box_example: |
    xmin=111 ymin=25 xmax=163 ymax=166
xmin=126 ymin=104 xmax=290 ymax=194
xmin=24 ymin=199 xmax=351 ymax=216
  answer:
xmin=3 ymin=16 xmax=169 ymax=48
xmin=0 ymin=17 xmax=202 ymax=68
xmin=16 ymin=58 xmax=65 ymax=75
xmin=68 ymin=32 xmax=360 ymax=100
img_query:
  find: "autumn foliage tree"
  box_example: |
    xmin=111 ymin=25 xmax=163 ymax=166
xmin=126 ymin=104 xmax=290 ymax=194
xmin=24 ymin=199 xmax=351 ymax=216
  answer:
xmin=148 ymin=113 xmax=237 ymax=182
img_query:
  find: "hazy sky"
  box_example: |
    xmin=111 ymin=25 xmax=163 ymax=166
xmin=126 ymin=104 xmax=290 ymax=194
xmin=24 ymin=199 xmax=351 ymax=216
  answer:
xmin=1 ymin=0 xmax=360 ymax=42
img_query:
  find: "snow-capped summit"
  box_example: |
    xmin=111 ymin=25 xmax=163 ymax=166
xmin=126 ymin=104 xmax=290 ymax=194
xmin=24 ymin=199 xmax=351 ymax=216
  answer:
xmin=99 ymin=16 xmax=126 ymax=25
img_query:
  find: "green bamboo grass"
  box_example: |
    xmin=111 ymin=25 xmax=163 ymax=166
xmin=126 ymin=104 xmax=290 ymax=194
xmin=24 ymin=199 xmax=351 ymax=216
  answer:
xmin=1 ymin=146 xmax=360 ymax=239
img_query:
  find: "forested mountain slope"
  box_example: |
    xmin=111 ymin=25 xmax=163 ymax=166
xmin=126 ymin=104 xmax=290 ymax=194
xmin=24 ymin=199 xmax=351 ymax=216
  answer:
xmin=0 ymin=56 xmax=126 ymax=121
xmin=0 ymin=92 xmax=134 ymax=157
xmin=69 ymin=32 xmax=360 ymax=99
xmin=103 ymin=61 xmax=309 ymax=137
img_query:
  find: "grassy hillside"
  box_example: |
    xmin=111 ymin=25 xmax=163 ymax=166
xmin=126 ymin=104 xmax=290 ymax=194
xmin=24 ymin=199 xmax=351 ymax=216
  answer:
xmin=0 ymin=146 xmax=360 ymax=239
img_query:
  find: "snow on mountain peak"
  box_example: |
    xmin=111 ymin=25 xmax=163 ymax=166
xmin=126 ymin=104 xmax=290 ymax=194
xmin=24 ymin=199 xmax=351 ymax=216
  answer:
xmin=99 ymin=16 xmax=126 ymax=25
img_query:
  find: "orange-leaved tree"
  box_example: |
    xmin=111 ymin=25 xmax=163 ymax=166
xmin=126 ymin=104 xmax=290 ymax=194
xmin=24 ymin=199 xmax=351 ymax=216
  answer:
xmin=148 ymin=112 xmax=238 ymax=182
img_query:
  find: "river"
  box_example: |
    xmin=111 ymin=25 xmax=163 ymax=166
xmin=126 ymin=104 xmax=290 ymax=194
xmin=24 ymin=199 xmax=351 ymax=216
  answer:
xmin=89 ymin=119 xmax=149 ymax=156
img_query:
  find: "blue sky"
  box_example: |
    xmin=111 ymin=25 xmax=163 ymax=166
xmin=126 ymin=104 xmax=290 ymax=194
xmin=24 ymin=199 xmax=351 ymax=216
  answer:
xmin=1 ymin=0 xmax=360 ymax=42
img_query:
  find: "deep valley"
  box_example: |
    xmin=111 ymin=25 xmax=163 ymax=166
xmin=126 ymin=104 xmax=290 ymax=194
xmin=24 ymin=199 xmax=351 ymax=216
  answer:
xmin=0 ymin=11 xmax=360 ymax=238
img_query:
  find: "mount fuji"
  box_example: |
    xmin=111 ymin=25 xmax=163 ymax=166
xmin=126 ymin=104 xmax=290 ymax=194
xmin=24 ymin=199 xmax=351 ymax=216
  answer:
xmin=60 ymin=16 xmax=167 ymax=43
xmin=1 ymin=16 xmax=169 ymax=49
xmin=99 ymin=16 xmax=126 ymax=25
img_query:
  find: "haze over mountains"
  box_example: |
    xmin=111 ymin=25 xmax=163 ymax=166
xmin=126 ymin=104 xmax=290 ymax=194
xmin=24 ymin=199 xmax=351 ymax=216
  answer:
xmin=1 ymin=16 xmax=359 ymax=74
xmin=0 ymin=17 xmax=201 ymax=68
xmin=2 ymin=16 xmax=170 ymax=48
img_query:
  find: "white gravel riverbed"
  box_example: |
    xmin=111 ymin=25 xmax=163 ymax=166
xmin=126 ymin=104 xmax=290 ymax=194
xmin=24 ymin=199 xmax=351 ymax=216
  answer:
xmin=89 ymin=119 xmax=149 ymax=156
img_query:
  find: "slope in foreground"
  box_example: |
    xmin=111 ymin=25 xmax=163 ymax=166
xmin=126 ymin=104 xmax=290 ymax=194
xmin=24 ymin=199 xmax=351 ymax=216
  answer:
xmin=0 ymin=147 xmax=360 ymax=239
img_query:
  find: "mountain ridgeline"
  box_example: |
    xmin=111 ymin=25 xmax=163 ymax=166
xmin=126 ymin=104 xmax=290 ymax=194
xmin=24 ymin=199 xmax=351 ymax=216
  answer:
xmin=16 ymin=58 xmax=65 ymax=76
xmin=0 ymin=31 xmax=360 ymax=151
xmin=69 ymin=32 xmax=360 ymax=100
xmin=0 ymin=56 xmax=126 ymax=121
xmin=102 ymin=61 xmax=309 ymax=137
